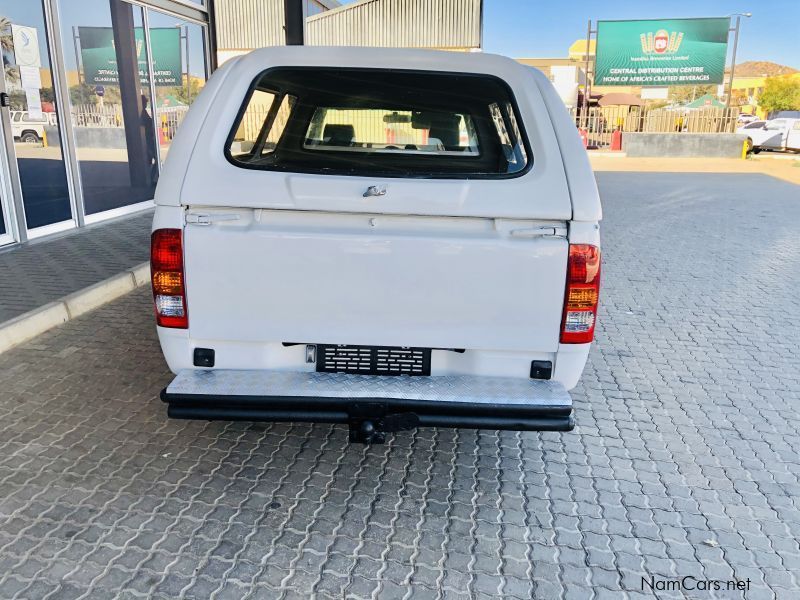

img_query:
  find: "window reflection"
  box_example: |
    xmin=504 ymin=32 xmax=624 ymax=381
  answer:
xmin=59 ymin=0 xmax=156 ymax=215
xmin=0 ymin=3 xmax=72 ymax=229
xmin=146 ymin=10 xmax=207 ymax=162
xmin=1 ymin=0 xmax=209 ymax=230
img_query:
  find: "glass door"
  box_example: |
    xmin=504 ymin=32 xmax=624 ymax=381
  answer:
xmin=145 ymin=8 xmax=208 ymax=165
xmin=0 ymin=173 xmax=15 ymax=246
xmin=58 ymin=0 xmax=157 ymax=220
xmin=0 ymin=0 xmax=75 ymax=237
xmin=0 ymin=115 xmax=16 ymax=245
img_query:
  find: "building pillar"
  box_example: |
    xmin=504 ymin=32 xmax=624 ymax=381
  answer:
xmin=109 ymin=0 xmax=149 ymax=188
xmin=284 ymin=0 xmax=304 ymax=45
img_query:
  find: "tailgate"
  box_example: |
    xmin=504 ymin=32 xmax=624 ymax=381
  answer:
xmin=183 ymin=208 xmax=568 ymax=352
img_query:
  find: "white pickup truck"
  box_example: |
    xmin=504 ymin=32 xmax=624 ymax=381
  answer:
xmin=738 ymin=118 xmax=800 ymax=153
xmin=10 ymin=110 xmax=52 ymax=144
xmin=153 ymin=47 xmax=602 ymax=443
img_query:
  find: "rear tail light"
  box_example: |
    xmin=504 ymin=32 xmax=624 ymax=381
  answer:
xmin=151 ymin=229 xmax=188 ymax=328
xmin=560 ymin=244 xmax=600 ymax=344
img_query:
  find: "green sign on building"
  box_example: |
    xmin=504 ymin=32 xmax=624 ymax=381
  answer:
xmin=78 ymin=27 xmax=181 ymax=87
xmin=594 ymin=18 xmax=730 ymax=87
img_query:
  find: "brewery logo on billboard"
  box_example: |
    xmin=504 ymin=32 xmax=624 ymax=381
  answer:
xmin=640 ymin=30 xmax=684 ymax=55
xmin=109 ymin=38 xmax=145 ymax=57
xmin=595 ymin=18 xmax=730 ymax=87
xmin=78 ymin=27 xmax=181 ymax=87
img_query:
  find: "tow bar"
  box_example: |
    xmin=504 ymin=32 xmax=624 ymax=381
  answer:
xmin=347 ymin=402 xmax=419 ymax=444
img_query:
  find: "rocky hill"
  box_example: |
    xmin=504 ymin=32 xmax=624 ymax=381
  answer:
xmin=735 ymin=61 xmax=798 ymax=77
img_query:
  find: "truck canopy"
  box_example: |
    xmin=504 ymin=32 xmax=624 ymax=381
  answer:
xmin=156 ymin=47 xmax=601 ymax=222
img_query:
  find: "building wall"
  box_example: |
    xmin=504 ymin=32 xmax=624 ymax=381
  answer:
xmin=729 ymin=73 xmax=800 ymax=117
xmin=516 ymin=59 xmax=585 ymax=108
xmin=214 ymin=0 xmax=482 ymax=56
xmin=306 ymin=0 xmax=481 ymax=48
xmin=213 ymin=0 xmax=287 ymax=51
xmin=568 ymin=39 xmax=594 ymax=61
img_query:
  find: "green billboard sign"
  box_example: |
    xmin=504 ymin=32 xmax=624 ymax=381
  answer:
xmin=594 ymin=18 xmax=730 ymax=87
xmin=78 ymin=27 xmax=181 ymax=87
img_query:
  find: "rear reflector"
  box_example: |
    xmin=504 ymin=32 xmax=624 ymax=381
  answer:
xmin=151 ymin=229 xmax=188 ymax=328
xmin=560 ymin=244 xmax=600 ymax=344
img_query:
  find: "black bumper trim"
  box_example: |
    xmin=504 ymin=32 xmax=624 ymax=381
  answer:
xmin=160 ymin=389 xmax=575 ymax=432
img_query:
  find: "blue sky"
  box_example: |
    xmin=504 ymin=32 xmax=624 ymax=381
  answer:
xmin=8 ymin=0 xmax=798 ymax=72
xmin=342 ymin=0 xmax=800 ymax=68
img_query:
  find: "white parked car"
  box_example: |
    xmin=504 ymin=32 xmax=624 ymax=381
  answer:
xmin=736 ymin=113 xmax=758 ymax=125
xmin=738 ymin=118 xmax=800 ymax=153
xmin=10 ymin=110 xmax=52 ymax=143
xmin=152 ymin=47 xmax=602 ymax=443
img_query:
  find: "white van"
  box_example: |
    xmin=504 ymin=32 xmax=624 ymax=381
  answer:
xmin=153 ymin=47 xmax=601 ymax=443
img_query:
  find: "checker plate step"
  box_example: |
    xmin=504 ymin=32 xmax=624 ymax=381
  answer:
xmin=165 ymin=369 xmax=571 ymax=407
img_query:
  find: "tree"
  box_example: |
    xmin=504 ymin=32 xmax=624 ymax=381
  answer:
xmin=668 ymin=85 xmax=717 ymax=106
xmin=173 ymin=76 xmax=203 ymax=105
xmin=39 ymin=87 xmax=55 ymax=104
xmin=1 ymin=16 xmax=19 ymax=85
xmin=730 ymin=89 xmax=749 ymax=107
xmin=69 ymin=83 xmax=98 ymax=106
xmin=758 ymin=76 xmax=800 ymax=114
xmin=7 ymin=90 xmax=25 ymax=111
xmin=646 ymin=100 xmax=670 ymax=110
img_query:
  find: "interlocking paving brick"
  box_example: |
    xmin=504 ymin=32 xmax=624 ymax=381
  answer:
xmin=0 ymin=211 xmax=152 ymax=323
xmin=0 ymin=173 xmax=799 ymax=598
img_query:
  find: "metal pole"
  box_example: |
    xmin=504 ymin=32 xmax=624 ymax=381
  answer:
xmin=283 ymin=0 xmax=304 ymax=45
xmin=725 ymin=16 xmax=740 ymax=112
xmin=46 ymin=0 xmax=84 ymax=227
xmin=143 ymin=9 xmax=162 ymax=171
xmin=184 ymin=25 xmax=191 ymax=102
xmin=206 ymin=0 xmax=219 ymax=73
xmin=72 ymin=26 xmax=83 ymax=86
xmin=478 ymin=0 xmax=484 ymax=50
xmin=582 ymin=19 xmax=591 ymax=129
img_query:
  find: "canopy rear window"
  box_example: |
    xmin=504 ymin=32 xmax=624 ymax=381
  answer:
xmin=226 ymin=67 xmax=531 ymax=178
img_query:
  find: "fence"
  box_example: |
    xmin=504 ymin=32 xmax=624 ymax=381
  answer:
xmin=68 ymin=102 xmax=742 ymax=152
xmin=569 ymin=106 xmax=741 ymax=148
xmin=70 ymin=103 xmax=190 ymax=144
xmin=156 ymin=106 xmax=189 ymax=141
xmin=71 ymin=103 xmax=121 ymax=127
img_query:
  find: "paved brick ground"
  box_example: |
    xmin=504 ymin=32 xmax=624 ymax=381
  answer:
xmin=0 ymin=211 xmax=152 ymax=323
xmin=0 ymin=173 xmax=799 ymax=599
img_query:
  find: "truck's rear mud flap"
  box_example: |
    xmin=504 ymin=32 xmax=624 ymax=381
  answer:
xmin=161 ymin=370 xmax=574 ymax=443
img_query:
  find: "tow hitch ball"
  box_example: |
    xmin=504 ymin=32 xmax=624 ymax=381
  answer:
xmin=348 ymin=404 xmax=419 ymax=444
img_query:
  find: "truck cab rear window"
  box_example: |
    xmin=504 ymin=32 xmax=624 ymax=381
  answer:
xmin=226 ymin=68 xmax=530 ymax=178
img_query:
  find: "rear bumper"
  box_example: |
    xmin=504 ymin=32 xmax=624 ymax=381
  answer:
xmin=160 ymin=369 xmax=574 ymax=432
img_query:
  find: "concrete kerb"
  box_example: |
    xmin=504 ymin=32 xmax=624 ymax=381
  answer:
xmin=0 ymin=262 xmax=150 ymax=354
